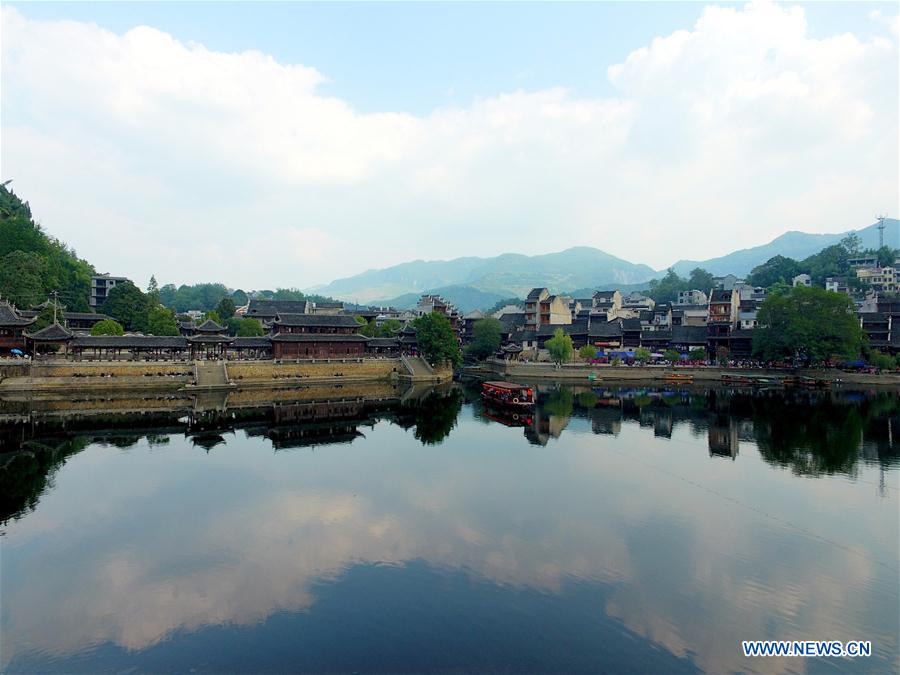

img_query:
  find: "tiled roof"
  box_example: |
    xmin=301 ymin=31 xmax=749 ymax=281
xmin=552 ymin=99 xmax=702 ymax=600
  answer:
xmin=195 ymin=318 xmax=226 ymax=332
xmin=588 ymin=320 xmax=623 ymax=338
xmin=526 ymin=288 xmax=547 ymax=300
xmin=366 ymin=338 xmax=400 ymax=347
xmin=270 ymin=334 xmax=369 ymax=342
xmin=274 ymin=313 xmax=360 ymax=328
xmin=25 ymin=322 xmax=73 ymax=340
xmin=187 ymin=334 xmax=234 ymax=343
xmin=247 ymin=299 xmax=309 ymax=316
xmin=0 ymin=301 xmax=36 ymax=327
xmin=641 ymin=331 xmax=672 ymax=342
xmin=671 ymin=326 xmax=708 ymax=344
xmin=232 ymin=337 xmax=272 ymax=348
xmin=71 ymin=336 xmax=188 ymax=349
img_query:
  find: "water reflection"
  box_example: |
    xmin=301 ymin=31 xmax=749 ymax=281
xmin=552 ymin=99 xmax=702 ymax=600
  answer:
xmin=1 ymin=383 xmax=898 ymax=673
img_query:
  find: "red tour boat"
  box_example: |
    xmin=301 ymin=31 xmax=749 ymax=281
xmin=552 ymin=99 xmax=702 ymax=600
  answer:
xmin=481 ymin=381 xmax=535 ymax=409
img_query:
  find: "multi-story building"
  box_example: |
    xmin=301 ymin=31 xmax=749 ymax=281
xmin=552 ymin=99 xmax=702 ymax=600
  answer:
xmin=90 ymin=274 xmax=129 ymax=309
xmin=712 ymin=274 xmax=743 ymax=291
xmin=621 ymin=292 xmax=655 ymax=314
xmin=707 ymin=288 xmax=740 ymax=354
xmin=676 ymin=289 xmax=708 ymax=306
xmin=591 ymin=290 xmax=623 ymax=320
xmin=848 ymin=255 xmax=879 ymax=269
xmin=825 ymin=277 xmax=849 ymax=294
xmin=856 ymin=266 xmax=897 ymax=293
xmin=792 ymin=274 xmax=812 ymax=287
xmin=524 ymin=288 xmax=572 ymax=329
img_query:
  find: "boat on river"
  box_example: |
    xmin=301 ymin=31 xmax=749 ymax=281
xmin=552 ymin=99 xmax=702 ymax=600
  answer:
xmin=481 ymin=381 xmax=535 ymax=409
xmin=663 ymin=372 xmax=694 ymax=383
xmin=799 ymin=376 xmax=834 ymax=388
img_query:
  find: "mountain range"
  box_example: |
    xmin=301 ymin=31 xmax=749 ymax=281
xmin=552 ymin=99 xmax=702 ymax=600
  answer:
xmin=312 ymin=219 xmax=899 ymax=312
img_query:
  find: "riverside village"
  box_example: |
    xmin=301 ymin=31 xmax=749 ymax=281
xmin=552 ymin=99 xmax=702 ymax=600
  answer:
xmin=1 ymin=221 xmax=899 ymax=389
xmin=1 ymin=2 xmax=899 ymax=672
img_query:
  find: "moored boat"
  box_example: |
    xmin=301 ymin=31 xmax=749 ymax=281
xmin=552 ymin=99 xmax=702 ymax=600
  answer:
xmin=481 ymin=381 xmax=535 ymax=408
xmin=663 ymin=373 xmax=694 ymax=383
xmin=799 ymin=376 xmax=834 ymax=388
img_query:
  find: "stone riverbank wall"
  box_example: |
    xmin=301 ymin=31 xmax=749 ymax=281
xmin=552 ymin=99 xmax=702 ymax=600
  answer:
xmin=0 ymin=358 xmax=411 ymax=392
xmin=479 ymin=360 xmax=900 ymax=386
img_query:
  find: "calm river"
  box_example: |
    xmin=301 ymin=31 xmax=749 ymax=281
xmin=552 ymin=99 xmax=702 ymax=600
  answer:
xmin=1 ymin=382 xmax=898 ymax=673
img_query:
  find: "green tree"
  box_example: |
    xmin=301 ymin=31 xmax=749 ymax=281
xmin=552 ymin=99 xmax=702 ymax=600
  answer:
xmin=33 ymin=299 xmax=65 ymax=331
xmin=231 ymin=289 xmax=249 ymax=307
xmin=146 ymin=306 xmax=180 ymax=336
xmin=746 ymin=255 xmax=802 ymax=289
xmin=634 ymin=347 xmax=651 ymax=364
xmin=354 ymin=316 xmax=377 ymax=337
xmin=647 ymin=269 xmax=688 ymax=303
xmin=100 ymin=281 xmax=150 ymax=332
xmin=873 ymin=246 xmax=899 ymax=267
xmin=412 ymin=311 xmax=462 ymax=366
xmin=867 ymin=351 xmax=895 ymax=371
xmin=0 ymin=251 xmax=47 ymax=307
xmin=687 ymin=268 xmax=715 ymax=294
xmin=801 ymin=244 xmax=849 ymax=286
xmin=579 ymin=344 xmax=598 ymax=360
xmin=0 ymin=186 xmax=95 ymax=311
xmin=663 ymin=349 xmax=681 ymax=364
xmin=545 ymin=328 xmax=573 ymax=365
xmin=203 ymin=310 xmax=222 ymax=325
xmin=215 ymin=296 xmax=236 ymax=320
xmin=689 ymin=347 xmax=707 ymax=361
xmin=378 ymin=318 xmax=403 ymax=337
xmin=840 ymin=233 xmax=862 ymax=255
xmin=466 ymin=318 xmax=502 ymax=360
xmin=234 ymin=317 xmax=264 ymax=337
xmin=272 ymin=288 xmax=306 ymax=301
xmin=753 ymin=286 xmax=862 ymax=363
xmin=90 ymin=319 xmax=125 ymax=336
xmin=147 ymin=274 xmax=159 ymax=307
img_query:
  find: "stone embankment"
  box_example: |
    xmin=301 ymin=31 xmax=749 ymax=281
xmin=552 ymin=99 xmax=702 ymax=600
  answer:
xmin=475 ymin=359 xmax=900 ymax=386
xmin=0 ymin=358 xmax=451 ymax=392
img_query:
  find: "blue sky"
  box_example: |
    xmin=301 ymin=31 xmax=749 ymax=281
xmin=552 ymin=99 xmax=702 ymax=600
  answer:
xmin=2 ymin=2 xmax=898 ymax=294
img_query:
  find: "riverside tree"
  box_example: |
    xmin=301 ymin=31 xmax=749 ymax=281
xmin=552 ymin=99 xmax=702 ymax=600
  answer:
xmin=215 ymin=296 xmax=236 ymax=320
xmin=412 ymin=311 xmax=461 ymax=366
xmin=578 ymin=344 xmax=597 ymax=360
xmin=545 ymin=328 xmax=573 ymax=365
xmin=100 ymin=281 xmax=151 ymax=332
xmin=752 ymin=286 xmax=862 ymax=363
xmin=146 ymin=306 xmax=180 ymax=336
xmin=465 ymin=318 xmax=502 ymax=360
xmin=90 ymin=319 xmax=124 ymax=336
xmin=226 ymin=317 xmax=264 ymax=336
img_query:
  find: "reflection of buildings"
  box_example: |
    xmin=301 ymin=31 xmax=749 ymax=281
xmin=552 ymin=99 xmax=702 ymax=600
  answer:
xmin=524 ymin=396 xmax=571 ymax=446
xmin=590 ymin=407 xmax=622 ymax=436
xmin=708 ymin=417 xmax=740 ymax=459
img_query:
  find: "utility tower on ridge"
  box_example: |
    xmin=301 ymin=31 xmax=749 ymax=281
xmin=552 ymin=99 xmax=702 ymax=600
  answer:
xmin=876 ymin=214 xmax=886 ymax=249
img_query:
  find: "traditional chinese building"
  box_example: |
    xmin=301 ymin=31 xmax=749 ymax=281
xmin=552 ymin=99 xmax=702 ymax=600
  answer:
xmin=270 ymin=313 xmax=367 ymax=360
xmin=187 ymin=318 xmax=234 ymax=359
xmin=245 ymin=299 xmax=310 ymax=325
xmin=25 ymin=322 xmax=74 ymax=356
xmin=0 ymin=300 xmax=36 ymax=354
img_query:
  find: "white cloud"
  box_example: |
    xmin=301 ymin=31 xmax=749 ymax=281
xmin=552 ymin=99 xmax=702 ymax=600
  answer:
xmin=1 ymin=1 xmax=897 ymax=291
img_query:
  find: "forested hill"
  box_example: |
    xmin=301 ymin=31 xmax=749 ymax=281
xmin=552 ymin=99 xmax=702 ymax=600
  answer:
xmin=0 ymin=185 xmax=95 ymax=311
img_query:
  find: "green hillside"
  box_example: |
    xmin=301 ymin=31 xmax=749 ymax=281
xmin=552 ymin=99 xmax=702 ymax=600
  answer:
xmin=0 ymin=185 xmax=95 ymax=311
